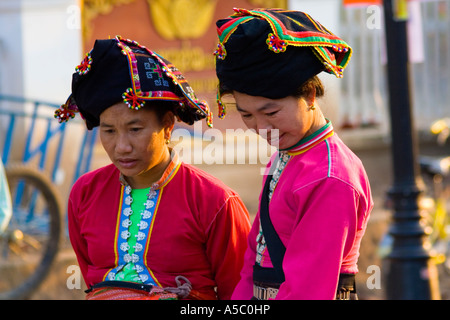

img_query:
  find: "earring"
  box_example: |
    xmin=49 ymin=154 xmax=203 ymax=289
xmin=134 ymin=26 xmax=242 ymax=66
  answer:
xmin=165 ymin=138 xmax=170 ymax=145
xmin=309 ymin=104 xmax=316 ymax=111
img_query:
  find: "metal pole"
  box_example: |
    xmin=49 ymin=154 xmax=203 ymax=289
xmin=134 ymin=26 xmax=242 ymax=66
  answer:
xmin=382 ymin=0 xmax=440 ymax=299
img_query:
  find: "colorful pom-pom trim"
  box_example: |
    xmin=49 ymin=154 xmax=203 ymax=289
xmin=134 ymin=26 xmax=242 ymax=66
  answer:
xmin=54 ymin=96 xmax=79 ymax=123
xmin=216 ymin=93 xmax=226 ymax=119
xmin=206 ymin=112 xmax=213 ymax=128
xmin=75 ymin=52 xmax=93 ymax=76
xmin=213 ymin=43 xmax=227 ymax=60
xmin=332 ymin=45 xmax=349 ymax=54
xmin=266 ymin=33 xmax=287 ymax=53
xmin=197 ymin=100 xmax=213 ymax=128
xmin=122 ymin=88 xmax=146 ymax=110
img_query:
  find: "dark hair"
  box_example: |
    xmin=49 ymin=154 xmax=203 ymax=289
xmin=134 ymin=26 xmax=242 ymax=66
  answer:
xmin=218 ymin=81 xmax=232 ymax=98
xmin=291 ymin=75 xmax=324 ymax=99
xmin=218 ymin=75 xmax=324 ymax=100
xmin=144 ymin=101 xmax=177 ymax=122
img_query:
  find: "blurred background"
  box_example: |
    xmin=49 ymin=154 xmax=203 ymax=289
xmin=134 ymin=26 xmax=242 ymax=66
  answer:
xmin=0 ymin=0 xmax=449 ymax=299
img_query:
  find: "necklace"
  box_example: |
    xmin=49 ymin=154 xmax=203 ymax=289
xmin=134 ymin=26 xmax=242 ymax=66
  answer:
xmin=256 ymin=151 xmax=291 ymax=265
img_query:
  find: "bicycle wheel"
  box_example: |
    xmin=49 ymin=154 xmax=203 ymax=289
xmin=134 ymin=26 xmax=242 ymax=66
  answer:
xmin=0 ymin=164 xmax=62 ymax=299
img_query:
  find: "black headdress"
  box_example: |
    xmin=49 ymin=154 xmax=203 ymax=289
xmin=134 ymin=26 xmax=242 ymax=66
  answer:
xmin=55 ymin=36 xmax=212 ymax=129
xmin=214 ymin=8 xmax=352 ymax=118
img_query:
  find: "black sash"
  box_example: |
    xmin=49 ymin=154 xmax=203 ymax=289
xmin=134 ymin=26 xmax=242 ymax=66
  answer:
xmin=85 ymin=280 xmax=155 ymax=293
xmin=254 ymin=172 xmax=286 ymax=284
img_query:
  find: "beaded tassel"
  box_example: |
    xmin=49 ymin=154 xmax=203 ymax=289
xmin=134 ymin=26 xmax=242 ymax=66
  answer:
xmin=216 ymin=93 xmax=226 ymax=119
xmin=213 ymin=43 xmax=227 ymax=60
xmin=75 ymin=52 xmax=93 ymax=75
xmin=54 ymin=96 xmax=79 ymax=123
xmin=122 ymin=88 xmax=145 ymax=110
xmin=206 ymin=112 xmax=213 ymax=128
xmin=266 ymin=33 xmax=287 ymax=53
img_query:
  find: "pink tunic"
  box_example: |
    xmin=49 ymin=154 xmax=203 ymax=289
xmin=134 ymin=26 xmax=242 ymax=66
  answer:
xmin=232 ymin=126 xmax=373 ymax=300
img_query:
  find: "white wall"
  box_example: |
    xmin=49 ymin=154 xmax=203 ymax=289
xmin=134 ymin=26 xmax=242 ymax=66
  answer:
xmin=288 ymin=0 xmax=343 ymax=124
xmin=0 ymin=0 xmax=82 ymax=104
xmin=0 ymin=0 xmax=83 ymax=169
xmin=20 ymin=0 xmax=82 ymax=104
xmin=0 ymin=0 xmax=25 ymax=97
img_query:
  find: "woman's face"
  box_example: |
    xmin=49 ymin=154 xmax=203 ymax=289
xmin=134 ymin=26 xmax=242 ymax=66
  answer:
xmin=99 ymin=102 xmax=174 ymax=189
xmin=232 ymin=91 xmax=320 ymax=150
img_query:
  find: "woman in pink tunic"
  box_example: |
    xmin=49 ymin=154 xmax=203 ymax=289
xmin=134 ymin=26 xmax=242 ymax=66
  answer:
xmin=214 ymin=8 xmax=373 ymax=300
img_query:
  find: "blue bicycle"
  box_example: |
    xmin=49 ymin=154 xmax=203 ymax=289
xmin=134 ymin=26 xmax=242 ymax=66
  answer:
xmin=0 ymin=94 xmax=96 ymax=299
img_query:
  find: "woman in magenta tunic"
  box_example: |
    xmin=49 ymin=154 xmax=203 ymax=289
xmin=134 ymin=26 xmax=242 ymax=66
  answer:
xmin=214 ymin=8 xmax=373 ymax=300
xmin=56 ymin=36 xmax=251 ymax=300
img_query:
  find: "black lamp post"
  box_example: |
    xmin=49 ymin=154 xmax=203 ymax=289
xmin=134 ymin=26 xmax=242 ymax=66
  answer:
xmin=382 ymin=0 xmax=440 ymax=299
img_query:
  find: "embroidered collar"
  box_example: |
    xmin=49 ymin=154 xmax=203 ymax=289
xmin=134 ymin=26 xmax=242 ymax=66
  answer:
xmin=119 ymin=149 xmax=181 ymax=190
xmin=280 ymin=120 xmax=334 ymax=155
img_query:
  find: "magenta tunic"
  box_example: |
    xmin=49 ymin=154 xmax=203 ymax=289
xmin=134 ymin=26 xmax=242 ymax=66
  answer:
xmin=232 ymin=123 xmax=373 ymax=300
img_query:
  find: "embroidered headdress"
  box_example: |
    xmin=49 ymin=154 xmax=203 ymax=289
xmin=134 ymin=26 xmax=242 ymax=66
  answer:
xmin=55 ymin=36 xmax=212 ymax=129
xmin=214 ymin=8 xmax=352 ymax=118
